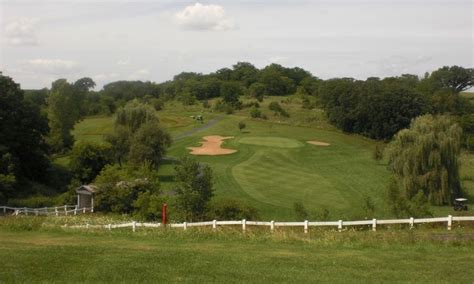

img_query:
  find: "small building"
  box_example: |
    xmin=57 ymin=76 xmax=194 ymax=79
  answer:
xmin=76 ymin=185 xmax=96 ymax=211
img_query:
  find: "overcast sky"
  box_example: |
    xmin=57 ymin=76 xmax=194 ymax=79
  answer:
xmin=1 ymin=0 xmax=473 ymax=89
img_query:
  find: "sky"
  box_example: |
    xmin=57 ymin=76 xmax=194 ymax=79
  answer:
xmin=0 ymin=0 xmax=473 ymax=89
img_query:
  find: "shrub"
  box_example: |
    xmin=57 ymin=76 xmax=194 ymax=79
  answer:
xmin=250 ymin=107 xmax=262 ymax=118
xmin=293 ymin=201 xmax=309 ymax=220
xmin=268 ymin=101 xmax=289 ymax=117
xmin=207 ymin=198 xmax=259 ymax=220
xmin=174 ymin=157 xmax=214 ymax=221
xmin=94 ymin=164 xmax=161 ymax=214
xmin=69 ymin=141 xmax=113 ymax=183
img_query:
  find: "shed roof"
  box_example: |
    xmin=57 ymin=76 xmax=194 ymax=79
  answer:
xmin=76 ymin=185 xmax=96 ymax=195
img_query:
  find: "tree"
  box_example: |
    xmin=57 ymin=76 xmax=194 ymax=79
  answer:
xmin=174 ymin=157 xmax=214 ymax=221
xmin=220 ymin=81 xmax=242 ymax=107
xmin=69 ymin=142 xmax=113 ymax=183
xmin=0 ymin=73 xmax=50 ymax=200
xmin=388 ymin=115 xmax=462 ymax=205
xmin=428 ymin=66 xmax=474 ymax=93
xmin=48 ymin=78 xmax=94 ymax=152
xmin=115 ymin=99 xmax=158 ymax=133
xmin=248 ymin=82 xmax=266 ymax=101
xmin=259 ymin=66 xmax=295 ymax=96
xmin=238 ymin=121 xmax=246 ymax=132
xmin=128 ymin=122 xmax=172 ymax=168
xmin=105 ymin=126 xmax=132 ymax=166
xmin=231 ymin=62 xmax=259 ymax=87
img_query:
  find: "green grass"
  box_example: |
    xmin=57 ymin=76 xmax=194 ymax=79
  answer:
xmin=69 ymin=97 xmax=474 ymax=220
xmin=238 ymin=136 xmax=305 ymax=148
xmin=0 ymin=223 xmax=473 ymax=283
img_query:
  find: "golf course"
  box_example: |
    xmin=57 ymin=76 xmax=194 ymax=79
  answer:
xmin=70 ymin=96 xmax=474 ymax=221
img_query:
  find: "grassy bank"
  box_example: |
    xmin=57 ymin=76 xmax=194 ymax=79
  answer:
xmin=0 ymin=218 xmax=473 ymax=282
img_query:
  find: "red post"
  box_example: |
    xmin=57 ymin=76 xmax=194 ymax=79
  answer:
xmin=162 ymin=203 xmax=167 ymax=225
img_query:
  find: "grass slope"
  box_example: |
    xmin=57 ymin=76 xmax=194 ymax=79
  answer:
xmin=0 ymin=227 xmax=473 ymax=283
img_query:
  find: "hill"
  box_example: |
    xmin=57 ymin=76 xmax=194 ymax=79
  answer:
xmin=70 ymin=97 xmax=474 ymax=220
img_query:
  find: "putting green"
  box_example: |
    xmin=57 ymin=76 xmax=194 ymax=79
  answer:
xmin=238 ymin=137 xmax=304 ymax=148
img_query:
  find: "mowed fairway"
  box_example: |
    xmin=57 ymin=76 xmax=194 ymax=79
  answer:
xmin=165 ymin=115 xmax=391 ymax=220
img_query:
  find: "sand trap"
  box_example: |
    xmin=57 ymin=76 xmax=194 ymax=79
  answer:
xmin=307 ymin=140 xmax=330 ymax=146
xmin=188 ymin=135 xmax=237 ymax=156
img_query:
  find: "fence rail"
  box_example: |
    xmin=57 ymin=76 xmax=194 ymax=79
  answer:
xmin=0 ymin=205 xmax=93 ymax=216
xmin=64 ymin=215 xmax=474 ymax=233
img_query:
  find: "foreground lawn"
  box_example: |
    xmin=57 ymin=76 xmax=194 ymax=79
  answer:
xmin=0 ymin=227 xmax=473 ymax=283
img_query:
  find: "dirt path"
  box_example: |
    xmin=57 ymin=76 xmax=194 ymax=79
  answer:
xmin=173 ymin=114 xmax=225 ymax=141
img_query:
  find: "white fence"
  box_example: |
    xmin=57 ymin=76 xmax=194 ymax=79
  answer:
xmin=66 ymin=215 xmax=474 ymax=233
xmin=0 ymin=205 xmax=93 ymax=216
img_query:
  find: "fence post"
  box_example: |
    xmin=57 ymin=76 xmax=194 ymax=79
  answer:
xmin=86 ymin=223 xmax=89 ymax=229
xmin=304 ymin=220 xmax=308 ymax=234
xmin=372 ymin=219 xmax=377 ymax=231
xmin=212 ymin=220 xmax=217 ymax=230
xmin=447 ymin=215 xmax=452 ymax=231
xmin=410 ymin=217 xmax=414 ymax=229
xmin=74 ymin=208 xmax=77 ymax=215
xmin=55 ymin=207 xmax=58 ymax=216
xmin=35 ymin=209 xmax=38 ymax=216
xmin=108 ymin=224 xmax=112 ymax=231
xmin=183 ymin=222 xmax=187 ymax=230
xmin=242 ymin=219 xmax=246 ymax=232
xmin=270 ymin=221 xmax=275 ymax=232
xmin=83 ymin=208 xmax=86 ymax=214
xmin=132 ymin=221 xmax=136 ymax=232
xmin=338 ymin=220 xmax=343 ymax=232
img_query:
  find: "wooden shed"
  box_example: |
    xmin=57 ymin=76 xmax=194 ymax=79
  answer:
xmin=76 ymin=185 xmax=96 ymax=211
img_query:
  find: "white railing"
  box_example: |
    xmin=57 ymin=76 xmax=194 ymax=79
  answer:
xmin=65 ymin=215 xmax=474 ymax=233
xmin=0 ymin=205 xmax=93 ymax=216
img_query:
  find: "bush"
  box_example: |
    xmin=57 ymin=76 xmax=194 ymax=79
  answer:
xmin=94 ymin=164 xmax=161 ymax=214
xmin=268 ymin=101 xmax=289 ymax=117
xmin=8 ymin=196 xmax=58 ymax=208
xmin=174 ymin=157 xmax=214 ymax=221
xmin=69 ymin=141 xmax=113 ymax=183
xmin=250 ymin=107 xmax=262 ymax=118
xmin=207 ymin=198 xmax=259 ymax=220
xmin=293 ymin=202 xmax=309 ymax=220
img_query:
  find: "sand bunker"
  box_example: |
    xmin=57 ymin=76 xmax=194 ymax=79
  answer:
xmin=307 ymin=140 xmax=330 ymax=146
xmin=188 ymin=135 xmax=237 ymax=156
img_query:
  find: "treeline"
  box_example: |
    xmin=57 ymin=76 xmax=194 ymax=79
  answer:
xmin=23 ymin=64 xmax=474 ymax=144
xmin=319 ymin=67 xmax=474 ymax=140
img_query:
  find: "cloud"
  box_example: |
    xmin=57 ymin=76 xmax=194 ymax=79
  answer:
xmin=128 ymin=68 xmax=151 ymax=80
xmin=268 ymin=56 xmax=289 ymax=64
xmin=3 ymin=18 xmax=39 ymax=46
xmin=116 ymin=59 xmax=130 ymax=65
xmin=21 ymin=59 xmax=81 ymax=75
xmin=93 ymin=73 xmax=119 ymax=82
xmin=175 ymin=3 xmax=237 ymax=31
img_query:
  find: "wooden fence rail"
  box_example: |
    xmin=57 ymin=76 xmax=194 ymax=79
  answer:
xmin=64 ymin=215 xmax=474 ymax=233
xmin=0 ymin=205 xmax=93 ymax=216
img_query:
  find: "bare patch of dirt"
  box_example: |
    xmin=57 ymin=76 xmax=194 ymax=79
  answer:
xmin=307 ymin=140 xmax=330 ymax=146
xmin=188 ymin=135 xmax=237 ymax=156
